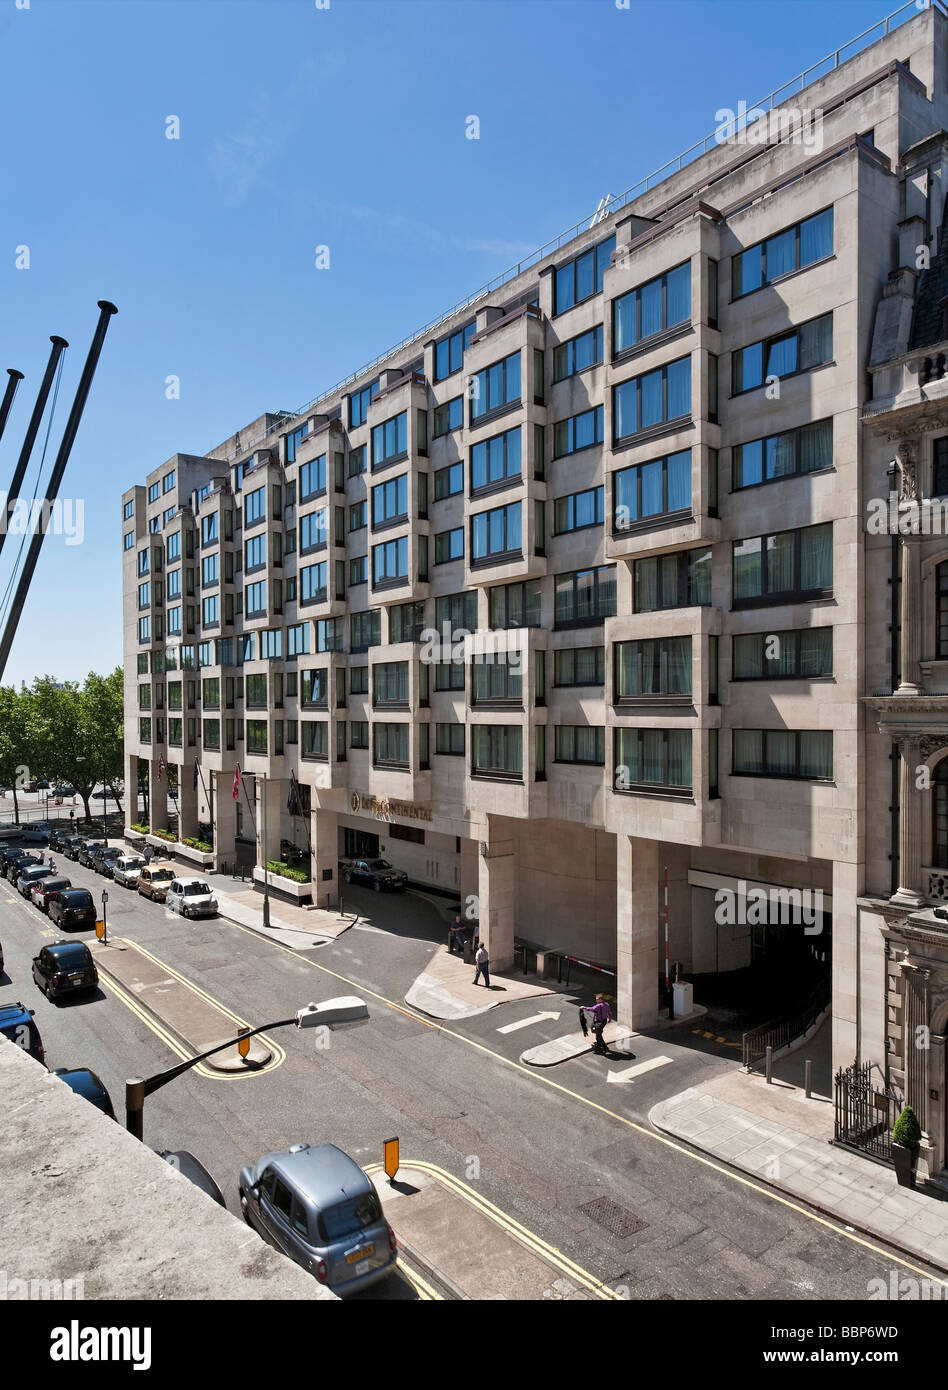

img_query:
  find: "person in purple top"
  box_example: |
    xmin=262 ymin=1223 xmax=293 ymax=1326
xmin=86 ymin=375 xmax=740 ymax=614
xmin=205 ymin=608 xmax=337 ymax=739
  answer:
xmin=582 ymin=993 xmax=614 ymax=1056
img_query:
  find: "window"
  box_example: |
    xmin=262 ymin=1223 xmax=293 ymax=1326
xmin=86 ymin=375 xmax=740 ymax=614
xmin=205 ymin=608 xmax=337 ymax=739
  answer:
xmin=371 ymin=411 xmax=407 ymax=467
xmin=315 ymin=618 xmax=344 ymax=652
xmin=245 ymin=486 xmax=266 ymax=527
xmin=732 ymin=313 xmax=833 ymax=393
xmin=472 ymin=654 xmax=522 ymax=703
xmin=348 ymin=445 xmax=366 ymax=476
xmin=732 ymin=729 xmax=834 ymax=780
xmin=436 ymin=722 xmax=465 ymax=755
xmin=138 ymin=581 xmax=150 ymax=609
xmin=554 ymin=566 xmax=617 ymax=628
xmin=472 ymin=725 xmax=522 ymax=778
xmin=613 ymin=262 xmax=691 ymax=354
xmin=123 ymin=499 xmax=135 ymax=520
xmin=733 ymin=208 xmax=833 ymax=298
xmin=613 ymin=357 xmax=691 ymax=441
xmin=435 ymin=528 xmax=464 ymax=564
xmin=300 ymin=562 xmax=327 ymax=606
xmin=301 ymin=669 xmax=329 ymax=706
xmin=202 ymin=553 xmax=219 ymax=588
xmin=246 ymin=674 xmax=267 ymax=707
xmin=470 ymin=351 xmax=521 ymax=422
xmin=615 ymin=637 xmax=692 ymax=699
xmin=471 ymin=501 xmax=521 ymax=564
xmin=349 ymin=555 xmax=368 ymax=586
xmin=350 ymin=379 xmax=380 ymax=429
xmin=554 ymin=234 xmax=614 ymax=314
xmin=138 ymin=548 xmax=150 ymax=576
xmin=933 ymin=760 xmax=948 ymax=867
xmin=352 ymin=609 xmax=381 ymax=651
xmin=471 ymin=427 xmax=521 ymax=492
xmin=197 ymin=641 xmax=212 ymax=667
xmin=246 ymin=719 xmax=268 ymax=755
xmin=138 ymin=683 xmax=151 ymax=711
xmin=374 ymin=722 xmax=409 ymax=767
xmin=434 ymin=462 xmax=464 ymax=499
xmin=350 ymin=665 xmax=369 ymax=694
xmin=435 ymin=658 xmax=465 ymax=691
xmin=372 ymin=475 xmax=408 ymax=526
xmin=238 ymin=633 xmax=255 ymax=663
xmin=163 ymin=506 xmax=176 ymax=526
xmin=733 ymin=418 xmax=833 ymax=489
xmin=260 ymin=629 xmax=283 ymax=658
xmin=300 ymin=508 xmax=327 ymax=553
xmin=139 ymin=717 xmax=152 ymax=742
xmin=434 ymin=396 xmax=464 ymax=437
xmin=733 ymin=522 xmax=833 ymax=607
xmin=554 ymin=646 xmax=604 ymax=687
xmin=287 ymin=622 xmax=310 ymax=657
xmin=217 ymin=637 xmax=234 ymax=666
xmin=350 ymin=720 xmax=369 ymax=749
xmin=634 ymin=548 xmax=710 ymax=612
xmin=244 ymin=534 xmax=266 ymax=573
xmin=553 ymin=325 xmax=603 ymax=381
xmin=285 ymin=423 xmax=309 ymax=463
xmin=614 ymin=450 xmax=691 ymax=529
xmin=167 ymin=532 xmax=180 ymax=563
xmin=435 ymin=320 xmax=476 ymax=380
xmin=733 ymin=627 xmax=833 ymax=679
xmin=372 ymin=537 xmax=408 ymax=586
xmin=149 ymin=482 xmax=161 ymax=503
xmin=201 ymin=513 xmax=218 ymax=546
xmin=245 ymin=581 xmax=266 ymax=617
xmin=167 ymin=568 xmax=181 ymax=599
xmin=553 ymin=406 xmax=603 ymax=458
xmin=436 ymin=590 xmax=478 ymax=634
xmin=300 ymin=454 xmax=326 ymax=500
xmin=489 ymin=580 xmax=540 ymax=630
xmin=373 ymin=661 xmax=409 ymax=706
xmin=149 ymin=515 xmax=161 ymax=534
xmin=123 ymin=531 xmax=134 ymax=551
xmin=390 ymin=601 xmax=426 ymax=643
xmin=554 ymin=486 xmax=604 ymax=535
xmin=168 ymin=605 xmax=182 ymax=635
xmin=554 ymin=726 xmax=605 ymax=765
xmin=615 ymin=728 xmax=692 ymax=792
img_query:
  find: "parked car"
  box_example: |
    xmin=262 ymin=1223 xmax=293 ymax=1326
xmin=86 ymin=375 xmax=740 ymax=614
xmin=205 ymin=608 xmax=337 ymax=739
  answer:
xmin=53 ymin=1068 xmax=114 ymax=1118
xmin=63 ymin=835 xmax=84 ymax=861
xmin=30 ymin=875 xmax=72 ymax=911
xmin=52 ymin=786 xmax=74 ymax=798
xmin=79 ymin=841 xmax=108 ymax=870
xmin=238 ymin=1142 xmax=397 ymax=1296
xmin=48 ymin=888 xmax=96 ymax=930
xmin=164 ymin=877 xmax=218 ymax=919
xmin=342 ymin=858 xmax=407 ymax=893
xmin=32 ymin=941 xmax=99 ymax=1000
xmin=1 ymin=846 xmax=36 ymax=876
xmin=17 ymin=864 xmax=56 ymax=898
xmin=48 ymin=829 xmax=71 ymax=854
xmin=158 ymin=1151 xmax=226 ymax=1206
xmin=17 ymin=822 xmax=50 ymax=844
xmin=4 ymin=853 xmax=40 ymax=882
xmin=96 ymin=847 xmax=122 ymax=878
xmin=0 ymin=1001 xmax=45 ymax=1064
xmin=137 ymin=862 xmax=176 ymax=903
xmin=112 ymin=855 xmax=146 ymax=889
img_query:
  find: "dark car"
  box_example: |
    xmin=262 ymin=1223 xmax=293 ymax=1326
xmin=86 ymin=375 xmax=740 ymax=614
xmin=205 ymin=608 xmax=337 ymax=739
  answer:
xmin=0 ymin=1001 xmax=45 ymax=1064
xmin=32 ymin=940 xmax=99 ymax=1000
xmin=1 ymin=846 xmax=34 ymax=875
xmin=53 ymin=1068 xmax=114 ymax=1118
xmin=96 ymin=847 xmax=122 ymax=878
xmin=158 ymin=1151 xmax=226 ymax=1206
xmin=4 ymin=852 xmax=41 ymax=881
xmin=30 ymin=875 xmax=73 ymax=912
xmin=48 ymin=828 xmax=72 ymax=853
xmin=78 ymin=841 xmax=103 ymax=869
xmin=16 ymin=864 xmax=55 ymax=898
xmin=63 ymin=835 xmax=84 ymax=861
xmin=342 ymin=858 xmax=407 ymax=893
xmin=48 ymin=888 xmax=96 ymax=930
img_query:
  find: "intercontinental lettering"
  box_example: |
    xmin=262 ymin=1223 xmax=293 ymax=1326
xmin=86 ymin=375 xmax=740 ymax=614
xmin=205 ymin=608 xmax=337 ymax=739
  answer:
xmin=351 ymin=792 xmax=431 ymax=823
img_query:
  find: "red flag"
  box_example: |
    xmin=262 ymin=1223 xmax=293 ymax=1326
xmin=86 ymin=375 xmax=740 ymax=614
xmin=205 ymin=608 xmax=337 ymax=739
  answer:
xmin=157 ymin=754 xmax=165 ymax=782
xmin=233 ymin=765 xmax=241 ymax=801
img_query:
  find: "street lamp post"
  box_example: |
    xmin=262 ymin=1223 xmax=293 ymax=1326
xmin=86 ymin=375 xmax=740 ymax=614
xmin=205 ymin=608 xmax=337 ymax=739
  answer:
xmin=261 ymin=770 xmax=271 ymax=930
xmin=123 ymin=997 xmax=369 ymax=1139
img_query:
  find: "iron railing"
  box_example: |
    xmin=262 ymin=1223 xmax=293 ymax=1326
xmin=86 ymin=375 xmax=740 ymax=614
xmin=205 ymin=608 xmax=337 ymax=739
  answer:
xmin=742 ymin=972 xmax=832 ymax=1071
xmin=834 ymin=1060 xmax=902 ymax=1163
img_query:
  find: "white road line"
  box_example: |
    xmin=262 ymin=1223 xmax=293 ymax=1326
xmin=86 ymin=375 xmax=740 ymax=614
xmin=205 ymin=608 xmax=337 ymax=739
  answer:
xmin=606 ymin=1055 xmax=675 ymax=1085
xmin=496 ymin=1011 xmax=562 ymax=1034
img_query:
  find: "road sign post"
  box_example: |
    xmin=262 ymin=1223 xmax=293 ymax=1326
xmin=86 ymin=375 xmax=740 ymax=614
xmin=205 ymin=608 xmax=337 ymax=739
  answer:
xmin=383 ymin=1137 xmax=399 ymax=1185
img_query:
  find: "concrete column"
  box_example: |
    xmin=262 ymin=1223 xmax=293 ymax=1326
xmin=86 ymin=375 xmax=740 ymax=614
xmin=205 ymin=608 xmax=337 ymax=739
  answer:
xmin=831 ymin=858 xmax=859 ymax=1072
xmin=214 ymin=771 xmax=236 ymax=867
xmin=477 ymin=816 xmax=516 ymax=971
xmin=896 ymin=536 xmax=923 ymax=695
xmin=149 ymin=758 xmax=168 ymax=831
xmin=891 ymin=737 xmax=926 ymax=909
xmin=616 ymin=835 xmax=659 ymax=1029
xmin=177 ymin=768 xmax=199 ymax=842
xmin=311 ymin=806 xmax=339 ymax=909
xmin=459 ymin=836 xmax=479 ymax=918
xmin=255 ymin=774 xmax=283 ymax=867
xmin=125 ymin=754 xmax=139 ymax=831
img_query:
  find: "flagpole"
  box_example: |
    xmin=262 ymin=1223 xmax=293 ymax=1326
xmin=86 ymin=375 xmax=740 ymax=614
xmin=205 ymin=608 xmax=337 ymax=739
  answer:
xmin=261 ymin=770 xmax=270 ymax=930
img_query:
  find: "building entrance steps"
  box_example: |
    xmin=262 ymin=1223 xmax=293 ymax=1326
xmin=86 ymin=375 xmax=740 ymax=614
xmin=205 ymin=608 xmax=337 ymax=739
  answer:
xmin=92 ymin=937 xmax=275 ymax=1071
xmin=404 ymin=944 xmax=555 ymax=1019
xmin=366 ymin=1162 xmax=618 ymax=1301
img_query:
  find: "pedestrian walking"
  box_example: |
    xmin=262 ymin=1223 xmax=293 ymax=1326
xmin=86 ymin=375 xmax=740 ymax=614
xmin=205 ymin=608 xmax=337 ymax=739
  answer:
xmin=473 ymin=942 xmax=490 ymax=988
xmin=581 ymin=993 xmax=623 ymax=1057
xmin=449 ymin=912 xmax=466 ymax=955
xmin=143 ymin=843 xmax=153 ymax=864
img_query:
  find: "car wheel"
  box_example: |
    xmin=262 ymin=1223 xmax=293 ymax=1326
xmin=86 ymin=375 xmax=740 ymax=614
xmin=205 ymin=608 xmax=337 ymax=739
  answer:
xmin=344 ymin=871 xmax=352 ymax=884
xmin=239 ymin=1191 xmax=251 ymax=1224
xmin=373 ymin=879 xmax=382 ymax=892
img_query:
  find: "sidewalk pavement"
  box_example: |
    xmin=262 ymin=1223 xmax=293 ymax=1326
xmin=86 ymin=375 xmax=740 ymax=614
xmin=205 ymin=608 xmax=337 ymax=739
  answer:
xmin=203 ymin=870 xmax=353 ymax=949
xmin=405 ymin=945 xmax=555 ymax=1019
xmin=367 ymin=1162 xmax=616 ymax=1300
xmin=650 ymin=1067 xmax=948 ymax=1274
xmin=520 ymin=1020 xmax=637 ymax=1065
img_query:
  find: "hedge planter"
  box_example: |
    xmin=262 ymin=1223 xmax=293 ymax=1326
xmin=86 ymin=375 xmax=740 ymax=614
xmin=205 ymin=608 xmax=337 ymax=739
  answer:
xmin=892 ymin=1105 xmax=922 ymax=1188
xmin=174 ymin=841 xmax=215 ymax=870
xmin=253 ymin=865 xmax=312 ymax=906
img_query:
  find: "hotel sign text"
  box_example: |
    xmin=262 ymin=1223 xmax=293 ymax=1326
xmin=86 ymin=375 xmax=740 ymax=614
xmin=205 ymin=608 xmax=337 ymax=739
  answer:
xmin=351 ymin=792 xmax=432 ymax=823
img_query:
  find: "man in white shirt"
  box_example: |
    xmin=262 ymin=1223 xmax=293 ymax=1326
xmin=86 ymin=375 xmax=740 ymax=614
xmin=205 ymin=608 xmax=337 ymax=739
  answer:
xmin=473 ymin=942 xmax=490 ymax=988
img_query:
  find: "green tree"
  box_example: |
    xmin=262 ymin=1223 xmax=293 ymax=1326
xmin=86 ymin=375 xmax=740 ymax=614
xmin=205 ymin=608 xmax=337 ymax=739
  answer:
xmin=0 ymin=684 xmax=33 ymax=824
xmin=25 ymin=669 xmax=124 ymax=826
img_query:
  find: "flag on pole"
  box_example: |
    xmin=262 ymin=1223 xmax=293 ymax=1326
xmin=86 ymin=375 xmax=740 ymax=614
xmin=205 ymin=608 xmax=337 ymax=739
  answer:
xmin=157 ymin=754 xmax=165 ymax=782
xmin=193 ymin=758 xmax=199 ymax=792
xmin=233 ymin=765 xmax=241 ymax=801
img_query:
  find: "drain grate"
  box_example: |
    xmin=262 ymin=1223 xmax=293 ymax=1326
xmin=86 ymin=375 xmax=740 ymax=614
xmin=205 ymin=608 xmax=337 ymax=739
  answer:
xmin=578 ymin=1196 xmax=646 ymax=1239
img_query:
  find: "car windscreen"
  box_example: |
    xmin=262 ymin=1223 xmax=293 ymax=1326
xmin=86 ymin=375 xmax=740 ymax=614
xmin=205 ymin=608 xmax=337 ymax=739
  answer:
xmin=182 ymin=883 xmax=210 ymax=895
xmin=50 ymin=945 xmax=91 ymax=967
xmin=61 ymin=891 xmax=93 ymax=906
xmin=40 ymin=879 xmax=70 ymax=892
xmin=151 ymin=869 xmax=174 ymax=880
xmin=368 ymin=860 xmax=392 ymax=871
xmin=122 ymin=860 xmax=144 ymax=870
xmin=318 ymin=1192 xmax=382 ymax=1242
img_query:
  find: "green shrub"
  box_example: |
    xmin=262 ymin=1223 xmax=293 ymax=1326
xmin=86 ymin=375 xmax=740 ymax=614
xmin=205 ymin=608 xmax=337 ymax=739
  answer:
xmin=266 ymin=859 xmax=310 ymax=884
xmin=183 ymin=837 xmax=213 ymax=853
xmin=893 ymin=1105 xmax=922 ymax=1150
xmin=130 ymin=823 xmax=150 ymax=835
xmin=153 ymin=828 xmax=176 ymax=842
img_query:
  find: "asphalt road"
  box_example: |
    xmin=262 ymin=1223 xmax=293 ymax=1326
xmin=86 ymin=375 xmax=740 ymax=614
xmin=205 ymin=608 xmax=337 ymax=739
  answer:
xmin=0 ymin=839 xmax=941 ymax=1303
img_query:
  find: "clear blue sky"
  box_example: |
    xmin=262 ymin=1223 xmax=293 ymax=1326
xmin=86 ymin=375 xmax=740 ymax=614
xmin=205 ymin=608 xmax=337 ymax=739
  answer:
xmin=0 ymin=0 xmax=904 ymax=687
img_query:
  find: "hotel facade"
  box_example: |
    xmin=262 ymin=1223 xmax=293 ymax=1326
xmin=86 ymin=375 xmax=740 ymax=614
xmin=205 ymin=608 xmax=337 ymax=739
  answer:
xmin=123 ymin=5 xmax=948 ymax=1180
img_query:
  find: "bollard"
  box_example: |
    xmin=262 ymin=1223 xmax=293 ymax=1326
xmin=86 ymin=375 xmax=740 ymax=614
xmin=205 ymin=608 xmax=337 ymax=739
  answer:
xmin=765 ymin=1044 xmax=773 ymax=1084
xmin=805 ymin=1059 xmax=812 ymax=1099
xmin=125 ymin=1077 xmax=145 ymax=1140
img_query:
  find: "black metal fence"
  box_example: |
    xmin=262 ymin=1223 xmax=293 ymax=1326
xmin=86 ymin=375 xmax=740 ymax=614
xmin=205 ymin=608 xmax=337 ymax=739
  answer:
xmin=834 ymin=1061 xmax=902 ymax=1163
xmin=742 ymin=972 xmax=831 ymax=1071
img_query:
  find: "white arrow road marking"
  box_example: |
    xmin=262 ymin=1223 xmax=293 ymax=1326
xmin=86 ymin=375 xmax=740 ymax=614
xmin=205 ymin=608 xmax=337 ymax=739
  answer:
xmin=606 ymin=1055 xmax=674 ymax=1084
xmin=497 ymin=1011 xmax=562 ymax=1034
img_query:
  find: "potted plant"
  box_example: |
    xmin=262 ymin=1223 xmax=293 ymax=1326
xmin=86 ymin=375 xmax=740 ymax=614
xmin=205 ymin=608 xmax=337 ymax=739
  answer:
xmin=892 ymin=1104 xmax=922 ymax=1188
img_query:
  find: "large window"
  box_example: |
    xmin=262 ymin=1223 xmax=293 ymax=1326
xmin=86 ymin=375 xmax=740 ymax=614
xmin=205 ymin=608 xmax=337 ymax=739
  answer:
xmin=350 ymin=721 xmax=369 ymax=750
xmin=246 ymin=674 xmax=267 ymax=707
xmin=732 ymin=522 xmax=833 ymax=607
xmin=372 ymin=475 xmax=408 ymax=527
xmin=301 ymin=669 xmax=329 ymax=706
xmin=733 ymin=418 xmax=833 ymax=489
xmin=287 ymin=622 xmax=310 ymax=657
xmin=245 ymin=581 xmax=266 ymax=618
xmin=613 ymin=357 xmax=691 ymax=441
xmin=373 ymin=662 xmax=409 ymax=706
xmin=245 ymin=486 xmax=266 ymax=527
xmin=634 ymin=547 xmax=711 ymax=612
xmin=472 ymin=725 xmax=522 ymax=778
xmin=302 ymin=720 xmax=329 ymax=760
xmin=202 ymin=553 xmax=219 ymax=587
xmin=435 ymin=659 xmax=465 ymax=691
xmin=434 ymin=462 xmax=463 ymax=499
xmin=300 ymin=454 xmax=327 ymax=500
xmin=554 ymin=566 xmax=617 ymax=629
xmin=732 ymin=208 xmax=833 ymax=298
xmin=938 ymin=562 xmax=948 ymax=658
xmin=300 ymin=508 xmax=327 ymax=553
xmin=348 ymin=445 xmax=366 ymax=476
xmin=300 ymin=562 xmax=327 ymax=606
xmin=554 ymin=234 xmax=614 ymax=314
xmin=390 ymin=601 xmax=426 ymax=643
xmin=349 ymin=379 xmax=379 ymax=429
xmin=436 ymin=591 xmax=478 ymax=634
xmin=553 ymin=325 xmax=603 ymax=382
xmin=614 ymin=728 xmax=692 ymax=792
xmin=470 ymin=351 xmax=521 ymax=422
xmin=434 ymin=320 xmax=476 ymax=380
xmin=436 ymin=723 xmax=465 ymax=755
xmin=732 ymin=313 xmax=832 ymax=393
xmin=352 ymin=609 xmax=382 ymax=651
xmin=553 ymin=486 xmax=604 ymax=536
xmin=167 ymin=532 xmax=180 ymax=563
xmin=435 ymin=528 xmax=464 ymax=564
xmin=374 ymin=722 xmax=409 ymax=767
xmin=553 ymin=405 xmax=603 ymax=459
xmin=285 ymin=423 xmax=309 ymax=462
xmin=614 ymin=450 xmax=691 ymax=530
xmin=613 ymin=262 xmax=691 ymax=354
xmin=472 ymin=654 xmax=522 ymax=704
xmin=372 ymin=536 xmax=408 ymax=586
xmin=733 ymin=628 xmax=832 ymax=679
xmin=471 ymin=427 xmax=521 ymax=492
xmin=246 ymin=720 xmax=268 ymax=755
xmin=167 ymin=568 xmax=181 ymax=599
xmin=202 ymin=595 xmax=219 ymax=626
xmin=471 ymin=502 xmax=521 ymax=564
xmin=554 ymin=646 xmax=604 ymax=687
xmin=260 ymin=629 xmax=282 ymax=658
xmin=371 ymin=411 xmax=407 ymax=467
xmin=933 ymin=761 xmax=948 ymax=869
xmin=488 ymin=580 xmax=540 ymax=630
xmin=732 ymin=729 xmax=833 ymax=780
xmin=615 ymin=637 xmax=692 ymax=699
xmin=554 ymin=726 xmax=605 ymax=765
xmin=245 ymin=534 xmax=266 ymax=572
xmin=315 ymin=618 xmax=344 ymax=652
xmin=434 ymin=396 xmax=464 ymax=437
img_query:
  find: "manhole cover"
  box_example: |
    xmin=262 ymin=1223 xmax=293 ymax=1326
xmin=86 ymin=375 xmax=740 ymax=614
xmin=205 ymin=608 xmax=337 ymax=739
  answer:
xmin=578 ymin=1197 xmax=646 ymax=1239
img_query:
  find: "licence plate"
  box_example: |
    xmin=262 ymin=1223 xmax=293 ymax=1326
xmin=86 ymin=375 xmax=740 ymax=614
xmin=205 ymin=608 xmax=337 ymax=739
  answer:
xmin=69 ymin=973 xmax=83 ymax=983
xmin=355 ymin=1259 xmax=371 ymax=1277
xmin=346 ymin=1245 xmax=374 ymax=1264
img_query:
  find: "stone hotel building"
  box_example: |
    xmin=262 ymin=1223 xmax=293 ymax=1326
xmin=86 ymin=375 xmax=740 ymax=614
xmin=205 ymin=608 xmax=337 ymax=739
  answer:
xmin=123 ymin=5 xmax=948 ymax=1180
